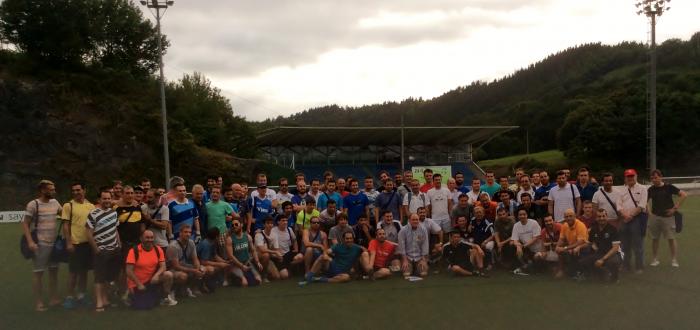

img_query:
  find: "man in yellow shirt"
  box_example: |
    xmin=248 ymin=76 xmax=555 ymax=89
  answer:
xmin=61 ymin=183 xmax=95 ymax=309
xmin=555 ymin=208 xmax=588 ymax=279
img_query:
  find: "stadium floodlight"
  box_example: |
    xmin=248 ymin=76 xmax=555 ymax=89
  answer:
xmin=141 ymin=0 xmax=175 ymax=188
xmin=635 ymin=0 xmax=670 ymax=171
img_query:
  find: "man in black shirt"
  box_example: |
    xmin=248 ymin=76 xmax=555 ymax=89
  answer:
xmin=442 ymin=231 xmax=485 ymax=276
xmin=353 ymin=216 xmax=375 ymax=248
xmin=647 ymin=169 xmax=687 ymax=268
xmin=578 ymin=209 xmax=622 ymax=282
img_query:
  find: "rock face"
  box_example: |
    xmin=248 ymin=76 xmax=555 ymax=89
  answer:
xmin=0 ymin=68 xmax=277 ymax=210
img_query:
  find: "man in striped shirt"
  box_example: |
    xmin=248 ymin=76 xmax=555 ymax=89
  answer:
xmin=168 ymin=183 xmax=200 ymax=241
xmin=86 ymin=188 xmax=121 ymax=312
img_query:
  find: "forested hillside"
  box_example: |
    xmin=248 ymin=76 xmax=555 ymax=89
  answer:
xmin=261 ymin=35 xmax=700 ymax=173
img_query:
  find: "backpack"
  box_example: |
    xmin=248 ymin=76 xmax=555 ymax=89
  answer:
xmin=131 ymin=244 xmax=161 ymax=263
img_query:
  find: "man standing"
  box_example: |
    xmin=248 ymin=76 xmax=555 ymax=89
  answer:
xmin=368 ymin=228 xmax=398 ymax=280
xmin=143 ymin=189 xmax=171 ymax=254
xmin=343 ymin=179 xmax=369 ymax=226
xmin=481 ymin=171 xmax=500 ymax=198
xmin=276 ymin=178 xmax=294 ymax=213
xmin=398 ymin=214 xmax=430 ymax=277
xmin=61 ymin=182 xmax=95 ymax=309
xmin=466 ymin=177 xmax=482 ymax=205
xmin=618 ymin=169 xmax=647 ymax=273
xmin=309 ymin=179 xmax=322 ymax=204
xmin=648 ymin=169 xmax=686 ymax=268
xmin=374 ymin=180 xmax=402 ymax=226
xmin=168 ymin=183 xmax=200 ymax=240
xmin=191 ymin=185 xmax=208 ymax=242
xmin=577 ymin=209 xmax=622 ymax=282
xmin=516 ymin=175 xmax=535 ymax=204
xmin=555 ymin=209 xmax=589 ymax=278
xmin=427 ymin=173 xmax=453 ymax=233
xmin=336 ymin=178 xmax=350 ymax=198
xmin=86 ymin=188 xmax=121 ymax=312
xmin=454 ymin=171 xmax=470 ymax=194
xmin=402 ymin=179 xmax=430 ymax=222
xmin=548 ymin=170 xmax=581 ymax=222
xmin=291 ymin=181 xmax=309 ymax=212
xmin=125 ymin=230 xmax=177 ymax=307
xmin=443 ymin=231 xmax=485 ymax=277
xmin=511 ymin=208 xmax=543 ymax=275
xmin=114 ymin=186 xmax=146 ymax=257
xmin=205 ymin=187 xmax=234 ymax=251
xmin=592 ymin=173 xmax=622 ymax=229
xmin=576 ymin=167 xmax=598 ymax=206
xmin=317 ymin=180 xmax=343 ymax=211
xmin=534 ymin=171 xmax=555 ymax=219
xmin=397 ymin=170 xmax=413 ymax=198
xmin=363 ymin=176 xmax=380 ymax=224
xmin=22 ymin=180 xmax=63 ymax=311
xmin=248 ymin=185 xmax=275 ymax=234
xmin=447 ymin=178 xmax=462 ymax=205
xmin=420 ymin=169 xmax=433 ymax=193
xmin=531 ymin=172 xmax=542 ymax=190
xmin=250 ymin=173 xmax=278 ymax=210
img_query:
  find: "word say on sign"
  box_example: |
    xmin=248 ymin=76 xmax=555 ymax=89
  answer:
xmin=0 ymin=211 xmax=26 ymax=223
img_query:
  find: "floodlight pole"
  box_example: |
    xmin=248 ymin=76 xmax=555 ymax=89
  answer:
xmin=143 ymin=0 xmax=174 ymax=188
xmin=400 ymin=111 xmax=405 ymax=173
xmin=637 ymin=0 xmax=670 ymax=171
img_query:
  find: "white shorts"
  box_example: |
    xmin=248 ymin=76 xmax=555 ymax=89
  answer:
xmin=434 ymin=218 xmax=452 ymax=233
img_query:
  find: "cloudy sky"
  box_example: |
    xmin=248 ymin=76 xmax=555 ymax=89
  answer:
xmin=145 ymin=0 xmax=700 ymax=121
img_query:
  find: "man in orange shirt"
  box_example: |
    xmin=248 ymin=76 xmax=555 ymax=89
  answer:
xmin=125 ymin=230 xmax=177 ymax=308
xmin=368 ymin=228 xmax=399 ymax=279
xmin=554 ymin=208 xmax=589 ymax=279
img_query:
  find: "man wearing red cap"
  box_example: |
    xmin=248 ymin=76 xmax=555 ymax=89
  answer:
xmin=618 ymin=169 xmax=647 ymax=274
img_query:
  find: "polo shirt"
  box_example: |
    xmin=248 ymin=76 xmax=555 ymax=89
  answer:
xmin=648 ymin=184 xmax=680 ymax=216
xmin=468 ymin=218 xmax=493 ymax=245
xmin=368 ymin=239 xmax=396 ymax=268
xmin=592 ymin=188 xmax=622 ymax=220
xmin=589 ymin=223 xmax=620 ymax=254
xmin=442 ymin=241 xmax=472 ymax=267
xmin=560 ymin=219 xmax=588 ymax=245
xmin=576 ymin=182 xmax=599 ymax=202
xmin=61 ymin=199 xmax=95 ymax=244
xmin=126 ymin=245 xmax=165 ymax=289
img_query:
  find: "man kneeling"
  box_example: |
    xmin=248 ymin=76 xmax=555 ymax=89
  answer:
xmin=300 ymin=231 xmax=371 ymax=285
xmin=442 ymin=231 xmax=486 ymax=277
xmin=125 ymin=230 xmax=177 ymax=308
xmin=577 ymin=209 xmax=622 ymax=283
xmin=368 ymin=228 xmax=399 ymax=279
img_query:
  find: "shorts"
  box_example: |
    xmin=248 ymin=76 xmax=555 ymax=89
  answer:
xmin=94 ymin=249 xmax=122 ymax=283
xmin=448 ymin=261 xmax=474 ymax=273
xmin=68 ymin=242 xmax=94 ymax=273
xmin=649 ymin=214 xmax=675 ymax=240
xmin=326 ymin=261 xmax=348 ymax=278
xmin=32 ymin=244 xmax=59 ymax=273
xmin=280 ymin=251 xmax=297 ymax=270
xmin=232 ymin=262 xmax=260 ymax=279
xmin=434 ymin=218 xmax=452 ymax=233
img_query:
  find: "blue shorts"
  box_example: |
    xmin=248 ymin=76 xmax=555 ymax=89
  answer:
xmin=326 ymin=261 xmax=348 ymax=278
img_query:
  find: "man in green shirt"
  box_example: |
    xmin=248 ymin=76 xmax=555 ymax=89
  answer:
xmin=296 ymin=196 xmax=320 ymax=232
xmin=205 ymin=187 xmax=234 ymax=250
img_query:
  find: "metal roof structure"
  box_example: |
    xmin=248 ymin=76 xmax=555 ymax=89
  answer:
xmin=256 ymin=126 xmax=519 ymax=147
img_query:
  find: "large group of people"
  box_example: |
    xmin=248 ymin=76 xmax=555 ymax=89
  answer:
xmin=20 ymin=167 xmax=687 ymax=312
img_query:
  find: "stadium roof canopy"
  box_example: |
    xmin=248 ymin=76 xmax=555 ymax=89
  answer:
xmin=256 ymin=126 xmax=519 ymax=147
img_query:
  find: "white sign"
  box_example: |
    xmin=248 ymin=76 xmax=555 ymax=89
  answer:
xmin=412 ymin=166 xmax=452 ymax=184
xmin=0 ymin=211 xmax=26 ymax=223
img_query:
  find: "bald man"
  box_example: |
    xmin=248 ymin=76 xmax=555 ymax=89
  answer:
xmin=554 ymin=209 xmax=589 ymax=279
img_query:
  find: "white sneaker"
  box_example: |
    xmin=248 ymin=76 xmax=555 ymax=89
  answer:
xmin=671 ymin=260 xmax=680 ymax=268
xmin=168 ymin=292 xmax=176 ymax=301
xmin=650 ymin=259 xmax=660 ymax=267
xmin=160 ymin=297 xmax=178 ymax=306
xmin=185 ymin=288 xmax=197 ymax=298
xmin=222 ymin=279 xmax=230 ymax=287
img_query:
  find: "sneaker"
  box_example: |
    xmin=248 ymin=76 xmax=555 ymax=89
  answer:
xmin=650 ymin=259 xmax=660 ymax=267
xmin=76 ymin=295 xmax=92 ymax=308
xmin=222 ymin=279 xmax=230 ymax=287
xmin=671 ymin=260 xmax=680 ymax=268
xmin=263 ymin=278 xmax=270 ymax=283
xmin=160 ymin=297 xmax=178 ymax=306
xmin=513 ymin=268 xmax=529 ymax=276
xmin=168 ymin=292 xmax=176 ymax=302
xmin=573 ymin=272 xmax=586 ymax=282
xmin=185 ymin=288 xmax=197 ymax=298
xmin=121 ymin=292 xmax=131 ymax=307
xmin=62 ymin=297 xmax=76 ymax=310
xmin=297 ymin=281 xmax=309 ymax=287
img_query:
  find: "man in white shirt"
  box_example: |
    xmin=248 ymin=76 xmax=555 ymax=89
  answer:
xmin=548 ymin=170 xmax=581 ymax=222
xmin=617 ymin=169 xmax=647 ymax=274
xmin=511 ymin=208 xmax=542 ymax=275
xmin=591 ymin=172 xmax=622 ymax=229
xmin=275 ymin=177 xmax=293 ymax=213
xmin=250 ymin=173 xmax=278 ymax=209
xmin=402 ymin=179 xmax=429 ymax=221
xmin=516 ymin=174 xmax=536 ymax=204
xmin=466 ymin=177 xmax=482 ymax=205
xmin=427 ymin=173 xmax=453 ymax=233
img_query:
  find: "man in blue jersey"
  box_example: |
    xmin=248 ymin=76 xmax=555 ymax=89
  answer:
xmin=167 ymin=183 xmax=200 ymax=241
xmin=343 ymin=179 xmax=369 ymax=226
xmin=317 ymin=180 xmax=343 ymax=211
xmin=291 ymin=181 xmax=309 ymax=212
xmin=247 ymin=185 xmax=275 ymax=234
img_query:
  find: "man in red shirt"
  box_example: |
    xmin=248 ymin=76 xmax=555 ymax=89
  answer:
xmin=368 ymin=228 xmax=398 ymax=279
xmin=125 ymin=230 xmax=177 ymax=307
xmin=420 ymin=169 xmax=433 ymax=193
xmin=534 ymin=214 xmax=562 ymax=268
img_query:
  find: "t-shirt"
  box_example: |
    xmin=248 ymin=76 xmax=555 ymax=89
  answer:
xmin=516 ymin=188 xmax=535 ymax=204
xmin=255 ymin=230 xmax=277 ymax=250
xmin=468 ymin=218 xmax=493 ymax=245
xmin=427 ymin=187 xmax=451 ymax=220
xmin=420 ymin=218 xmax=442 ymax=235
xmin=317 ymin=191 xmax=343 ymax=211
xmin=126 ymin=245 xmax=165 ymax=289
xmin=61 ymin=199 xmax=95 ymax=244
xmin=142 ymin=204 xmax=170 ymax=248
xmin=276 ymin=192 xmax=294 ymax=213
xmin=343 ymin=193 xmax=369 ymax=225
xmin=206 ymin=200 xmax=234 ymax=233
xmin=589 ymin=223 xmax=621 ymax=254
xmin=319 ymin=209 xmax=341 ymax=230
xmin=494 ymin=218 xmax=515 ymax=241
xmin=592 ymin=188 xmax=621 ymax=220
xmin=576 ymin=182 xmax=599 ymax=202
xmin=330 ymin=243 xmax=363 ymax=273
xmin=560 ymin=219 xmax=588 ymax=245
xmin=378 ymin=220 xmax=402 ymax=243
xmin=368 ymin=239 xmax=396 ymax=268
xmin=363 ymin=190 xmax=380 ymax=213
xmin=114 ymin=204 xmax=144 ymax=244
xmin=375 ymin=191 xmax=402 ymax=220
xmin=450 ymin=206 xmax=471 ymax=224
xmin=511 ymin=219 xmax=542 ymax=244
xmin=403 ymin=191 xmax=430 ymax=216
xmin=449 ymin=190 xmax=462 ymax=205
xmin=353 ymin=224 xmax=375 ymax=248
xmin=329 ymin=225 xmax=354 ymax=244
xmin=168 ymin=199 xmax=199 ymax=239
xmin=481 ymin=183 xmax=501 ymax=198
xmin=196 ymin=239 xmax=218 ymax=262
xmin=249 ymin=196 xmax=274 ymax=231
xmin=250 ymin=189 xmax=277 ymax=203
xmin=271 ymin=226 xmax=295 ymax=254
xmin=167 ymin=239 xmax=197 ymax=267
xmin=466 ymin=190 xmax=481 ymax=205
xmin=540 ymin=223 xmax=562 ymax=245
xmin=648 ymin=184 xmax=681 ymax=217
xmin=296 ymin=209 xmax=321 ymax=230
xmin=548 ymin=183 xmax=581 ymax=221
xmin=86 ymin=208 xmax=119 ymax=251
xmin=26 ymin=199 xmax=62 ymax=247
xmin=442 ymin=241 xmax=472 ymax=267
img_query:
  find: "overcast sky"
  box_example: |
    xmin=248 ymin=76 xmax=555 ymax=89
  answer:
xmin=146 ymin=0 xmax=700 ymax=121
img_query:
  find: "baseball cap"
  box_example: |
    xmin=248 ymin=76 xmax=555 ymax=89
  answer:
xmin=624 ymin=169 xmax=637 ymax=177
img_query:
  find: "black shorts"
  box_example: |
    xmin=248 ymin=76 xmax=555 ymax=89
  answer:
xmin=94 ymin=249 xmax=122 ymax=284
xmin=274 ymin=251 xmax=297 ymax=270
xmin=451 ymin=262 xmax=474 ymax=272
xmin=68 ymin=242 xmax=94 ymax=273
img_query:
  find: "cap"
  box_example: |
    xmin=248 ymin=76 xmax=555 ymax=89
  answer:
xmin=624 ymin=169 xmax=637 ymax=177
